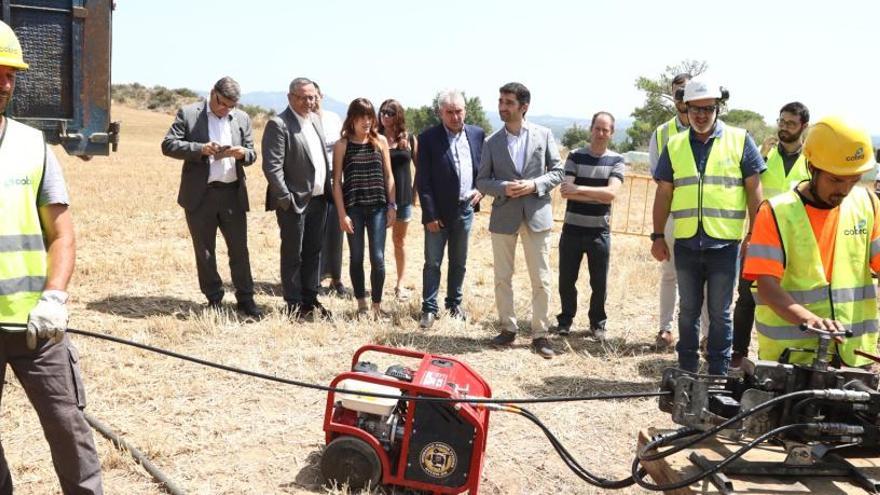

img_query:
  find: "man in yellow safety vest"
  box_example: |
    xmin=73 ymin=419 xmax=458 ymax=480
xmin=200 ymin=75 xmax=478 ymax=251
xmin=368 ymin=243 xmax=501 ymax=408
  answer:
xmin=651 ymin=78 xmax=765 ymax=375
xmin=0 ymin=20 xmax=103 ymax=493
xmin=731 ymin=102 xmax=811 ymax=368
xmin=743 ymin=116 xmax=879 ymax=368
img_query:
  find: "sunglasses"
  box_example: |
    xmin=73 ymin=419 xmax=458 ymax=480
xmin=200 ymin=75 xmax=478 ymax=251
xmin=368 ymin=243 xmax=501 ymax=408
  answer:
xmin=686 ymin=104 xmax=717 ymax=116
xmin=380 ymin=109 xmax=397 ymax=118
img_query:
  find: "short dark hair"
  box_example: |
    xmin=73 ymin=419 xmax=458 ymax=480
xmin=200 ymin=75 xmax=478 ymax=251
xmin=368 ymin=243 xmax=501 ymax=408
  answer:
xmin=499 ymin=82 xmax=530 ymax=106
xmin=779 ymin=101 xmax=809 ymax=125
xmin=671 ymin=73 xmax=692 ymax=88
xmin=213 ymin=76 xmax=240 ymax=101
xmin=590 ymin=111 xmax=615 ymax=130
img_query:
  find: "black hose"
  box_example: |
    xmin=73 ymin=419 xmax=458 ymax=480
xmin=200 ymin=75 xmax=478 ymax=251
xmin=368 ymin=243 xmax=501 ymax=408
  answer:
xmin=631 ymin=423 xmax=811 ymax=491
xmin=497 ymin=405 xmax=643 ymax=489
xmin=638 ymin=389 xmax=817 ymax=462
xmin=63 ymin=327 xmax=669 ymax=405
xmin=84 ymin=412 xmax=186 ymax=495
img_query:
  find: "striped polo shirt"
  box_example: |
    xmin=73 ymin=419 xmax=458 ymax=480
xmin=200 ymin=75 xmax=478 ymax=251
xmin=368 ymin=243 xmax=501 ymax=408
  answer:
xmin=562 ymin=147 xmax=625 ymax=234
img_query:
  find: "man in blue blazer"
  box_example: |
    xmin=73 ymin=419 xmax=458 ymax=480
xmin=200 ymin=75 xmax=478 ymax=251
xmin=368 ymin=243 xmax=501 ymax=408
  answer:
xmin=416 ymin=89 xmax=485 ymax=329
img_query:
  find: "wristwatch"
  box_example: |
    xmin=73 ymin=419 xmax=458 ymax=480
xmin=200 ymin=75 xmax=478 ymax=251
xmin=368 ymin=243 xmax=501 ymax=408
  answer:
xmin=650 ymin=233 xmax=665 ymax=241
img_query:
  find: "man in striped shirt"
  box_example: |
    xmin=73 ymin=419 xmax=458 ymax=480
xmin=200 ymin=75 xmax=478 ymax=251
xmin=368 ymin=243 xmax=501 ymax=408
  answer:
xmin=554 ymin=112 xmax=624 ymax=341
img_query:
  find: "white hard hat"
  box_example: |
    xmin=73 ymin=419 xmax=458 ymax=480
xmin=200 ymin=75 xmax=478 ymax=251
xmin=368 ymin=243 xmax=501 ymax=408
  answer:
xmin=683 ymin=78 xmax=724 ymax=103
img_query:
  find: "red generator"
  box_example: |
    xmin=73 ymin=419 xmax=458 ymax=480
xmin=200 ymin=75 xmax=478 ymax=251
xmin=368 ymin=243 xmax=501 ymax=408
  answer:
xmin=321 ymin=344 xmax=492 ymax=494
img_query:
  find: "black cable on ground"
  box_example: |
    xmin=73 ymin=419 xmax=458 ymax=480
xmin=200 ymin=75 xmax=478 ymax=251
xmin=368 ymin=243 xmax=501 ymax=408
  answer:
xmin=84 ymin=411 xmax=186 ymax=495
xmin=631 ymin=423 xmax=810 ymax=491
xmin=65 ymin=327 xmax=669 ymax=405
xmin=489 ymin=403 xmax=644 ymax=489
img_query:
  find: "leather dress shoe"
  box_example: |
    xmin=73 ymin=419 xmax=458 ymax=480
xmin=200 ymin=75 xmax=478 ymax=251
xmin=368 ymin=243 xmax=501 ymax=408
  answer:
xmin=303 ymin=301 xmax=333 ymax=320
xmin=419 ymin=312 xmax=436 ymax=329
xmin=531 ymin=337 xmax=555 ymax=359
xmin=490 ymin=330 xmax=516 ymax=347
xmin=236 ymin=300 xmax=264 ymax=320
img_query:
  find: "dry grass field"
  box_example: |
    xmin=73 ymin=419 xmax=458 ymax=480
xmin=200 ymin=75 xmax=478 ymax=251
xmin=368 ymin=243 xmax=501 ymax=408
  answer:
xmin=1 ymin=105 xmax=691 ymax=494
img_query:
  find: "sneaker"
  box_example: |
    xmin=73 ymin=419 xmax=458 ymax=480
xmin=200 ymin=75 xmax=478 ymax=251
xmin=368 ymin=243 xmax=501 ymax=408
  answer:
xmin=552 ymin=324 xmax=571 ymax=337
xmin=591 ymin=327 xmax=607 ymax=343
xmin=447 ymin=306 xmax=467 ymax=321
xmin=655 ymin=330 xmax=674 ymax=349
xmin=531 ymin=337 xmax=555 ymax=359
xmin=419 ymin=312 xmax=436 ymax=329
xmin=490 ymin=330 xmax=516 ymax=347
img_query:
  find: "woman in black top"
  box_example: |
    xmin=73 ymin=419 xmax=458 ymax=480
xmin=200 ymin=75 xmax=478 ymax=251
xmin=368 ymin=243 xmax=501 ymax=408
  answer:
xmin=331 ymin=98 xmax=395 ymax=317
xmin=378 ymin=99 xmax=418 ymax=301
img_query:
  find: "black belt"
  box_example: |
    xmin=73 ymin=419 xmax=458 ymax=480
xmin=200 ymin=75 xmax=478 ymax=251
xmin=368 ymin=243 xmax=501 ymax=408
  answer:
xmin=207 ymin=181 xmax=238 ymax=188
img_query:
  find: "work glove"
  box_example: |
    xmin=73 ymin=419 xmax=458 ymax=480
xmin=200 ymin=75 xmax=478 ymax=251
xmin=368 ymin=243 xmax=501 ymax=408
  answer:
xmin=26 ymin=290 xmax=69 ymax=350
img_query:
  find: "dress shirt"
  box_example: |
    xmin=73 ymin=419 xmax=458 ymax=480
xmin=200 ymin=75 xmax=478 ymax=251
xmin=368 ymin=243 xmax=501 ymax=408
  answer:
xmin=445 ymin=126 xmax=475 ymax=201
xmin=206 ymin=107 xmax=236 ymax=183
xmin=505 ymin=124 xmax=529 ymax=174
xmin=293 ymin=108 xmax=328 ymax=196
xmin=320 ymin=110 xmax=343 ymax=165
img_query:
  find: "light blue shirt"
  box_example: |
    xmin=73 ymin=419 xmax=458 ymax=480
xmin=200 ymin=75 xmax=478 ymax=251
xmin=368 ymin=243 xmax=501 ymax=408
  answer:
xmin=445 ymin=126 xmax=475 ymax=201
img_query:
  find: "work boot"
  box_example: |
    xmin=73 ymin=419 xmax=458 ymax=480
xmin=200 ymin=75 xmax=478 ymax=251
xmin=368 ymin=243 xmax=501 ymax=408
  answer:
xmin=531 ymin=337 xmax=555 ymax=359
xmin=490 ymin=330 xmax=516 ymax=347
xmin=730 ymin=352 xmax=745 ymax=370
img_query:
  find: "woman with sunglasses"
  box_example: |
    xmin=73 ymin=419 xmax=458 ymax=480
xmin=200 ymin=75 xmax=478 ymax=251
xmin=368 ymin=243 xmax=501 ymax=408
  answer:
xmin=378 ymin=99 xmax=418 ymax=301
xmin=332 ymin=98 xmax=396 ymax=317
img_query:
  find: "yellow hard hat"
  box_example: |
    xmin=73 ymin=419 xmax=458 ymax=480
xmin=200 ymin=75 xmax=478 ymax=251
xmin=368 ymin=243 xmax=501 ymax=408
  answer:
xmin=0 ymin=21 xmax=27 ymax=70
xmin=803 ymin=116 xmax=874 ymax=176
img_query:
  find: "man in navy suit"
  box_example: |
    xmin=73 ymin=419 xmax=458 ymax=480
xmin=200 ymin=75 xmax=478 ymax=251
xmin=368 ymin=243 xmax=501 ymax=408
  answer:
xmin=416 ymin=89 xmax=485 ymax=328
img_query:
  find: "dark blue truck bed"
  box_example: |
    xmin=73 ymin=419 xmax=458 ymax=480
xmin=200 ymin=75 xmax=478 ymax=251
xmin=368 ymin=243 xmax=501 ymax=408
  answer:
xmin=4 ymin=0 xmax=116 ymax=156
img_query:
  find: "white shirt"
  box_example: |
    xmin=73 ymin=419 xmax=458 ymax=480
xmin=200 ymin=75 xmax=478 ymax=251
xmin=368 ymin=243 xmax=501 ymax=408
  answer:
xmin=505 ymin=124 xmax=529 ymax=174
xmin=445 ymin=126 xmax=475 ymax=201
xmin=320 ymin=110 xmax=343 ymax=166
xmin=292 ymin=108 xmax=328 ymax=196
xmin=206 ymin=107 xmax=236 ymax=184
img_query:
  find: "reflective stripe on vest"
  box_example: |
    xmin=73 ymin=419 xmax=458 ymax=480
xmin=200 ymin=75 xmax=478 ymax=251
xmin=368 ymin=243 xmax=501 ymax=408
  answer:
xmin=668 ymin=126 xmax=748 ymax=240
xmin=760 ymin=146 xmax=808 ymax=200
xmin=655 ymin=117 xmax=681 ymax=156
xmin=0 ymin=119 xmax=47 ymax=324
xmin=755 ymin=188 xmax=878 ymax=366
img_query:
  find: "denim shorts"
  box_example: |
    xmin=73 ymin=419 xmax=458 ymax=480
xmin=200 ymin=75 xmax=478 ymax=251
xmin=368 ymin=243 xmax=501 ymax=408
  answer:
xmin=395 ymin=203 xmax=413 ymax=222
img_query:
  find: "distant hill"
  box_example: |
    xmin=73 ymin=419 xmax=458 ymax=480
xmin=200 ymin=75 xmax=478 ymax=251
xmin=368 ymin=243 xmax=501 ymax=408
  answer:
xmin=239 ymin=91 xmax=632 ymax=142
xmin=486 ymin=113 xmax=632 ymax=143
xmin=239 ymin=91 xmax=348 ymax=117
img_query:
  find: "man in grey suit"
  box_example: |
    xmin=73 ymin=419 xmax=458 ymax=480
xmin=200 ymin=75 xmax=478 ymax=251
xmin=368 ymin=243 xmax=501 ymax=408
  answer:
xmin=161 ymin=76 xmax=262 ymax=318
xmin=262 ymin=77 xmax=332 ymax=319
xmin=477 ymin=82 xmax=564 ymax=359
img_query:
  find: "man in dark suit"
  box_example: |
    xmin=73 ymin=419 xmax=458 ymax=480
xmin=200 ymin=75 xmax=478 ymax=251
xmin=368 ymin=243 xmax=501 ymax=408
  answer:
xmin=416 ymin=89 xmax=485 ymax=329
xmin=161 ymin=76 xmax=262 ymax=318
xmin=262 ymin=77 xmax=332 ymax=319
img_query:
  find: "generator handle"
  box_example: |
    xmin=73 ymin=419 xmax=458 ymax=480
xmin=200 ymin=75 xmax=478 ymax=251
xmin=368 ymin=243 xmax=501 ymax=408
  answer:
xmin=350 ymin=344 xmax=427 ymax=369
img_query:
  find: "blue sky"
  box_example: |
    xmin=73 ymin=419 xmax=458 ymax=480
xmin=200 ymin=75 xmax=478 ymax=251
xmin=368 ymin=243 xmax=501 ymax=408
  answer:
xmin=113 ymin=0 xmax=880 ymax=133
